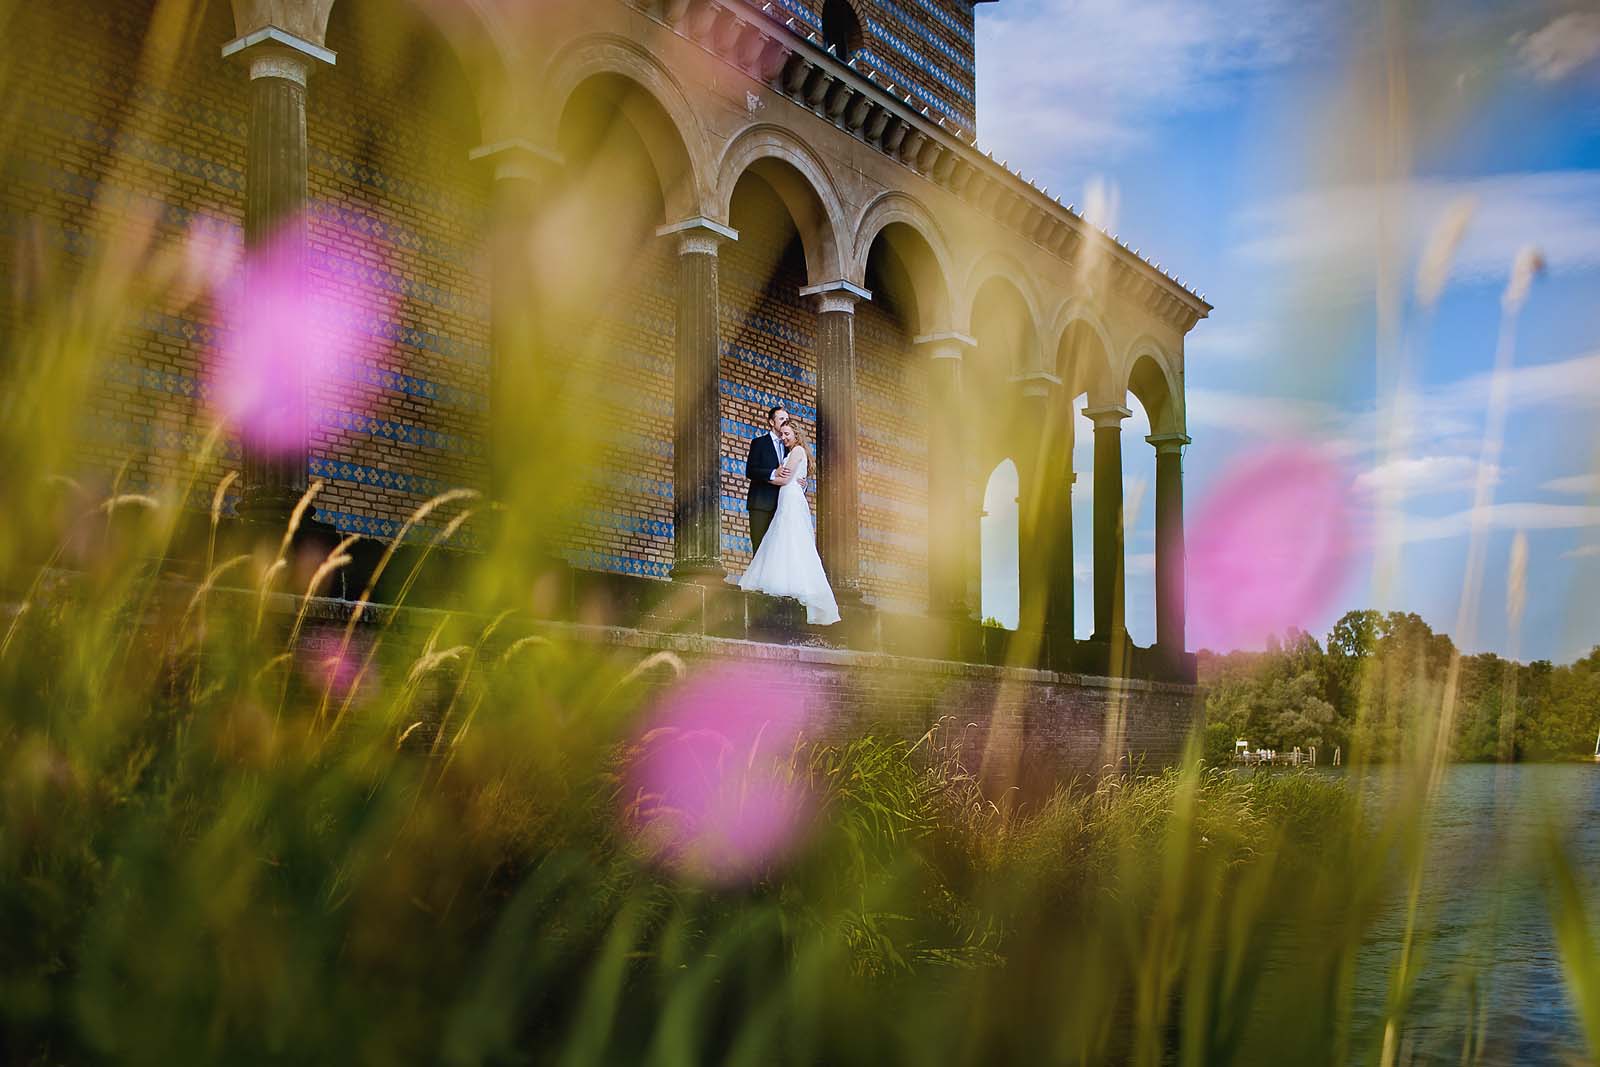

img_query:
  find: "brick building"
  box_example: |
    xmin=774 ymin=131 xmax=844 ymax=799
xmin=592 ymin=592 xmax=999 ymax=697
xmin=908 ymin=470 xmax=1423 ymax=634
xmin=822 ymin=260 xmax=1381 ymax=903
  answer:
xmin=1 ymin=0 xmax=1210 ymax=771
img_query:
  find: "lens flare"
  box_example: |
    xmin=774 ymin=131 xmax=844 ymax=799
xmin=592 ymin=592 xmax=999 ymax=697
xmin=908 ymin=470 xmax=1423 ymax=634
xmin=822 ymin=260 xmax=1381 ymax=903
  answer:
xmin=1187 ymin=445 xmax=1354 ymax=650
xmin=208 ymin=213 xmax=392 ymax=455
xmin=624 ymin=665 xmax=817 ymax=885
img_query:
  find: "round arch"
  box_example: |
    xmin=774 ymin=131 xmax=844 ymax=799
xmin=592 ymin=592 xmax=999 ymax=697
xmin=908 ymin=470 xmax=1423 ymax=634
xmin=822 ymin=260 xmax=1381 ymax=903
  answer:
xmin=1123 ymin=338 xmax=1185 ymax=436
xmin=1048 ymin=303 xmax=1118 ymax=403
xmin=390 ymin=0 xmax=519 ymax=144
xmin=962 ymin=250 xmax=1045 ymax=371
xmin=714 ymin=125 xmax=849 ymax=284
xmin=853 ymin=195 xmax=955 ymax=336
xmin=540 ymin=34 xmax=713 ymax=220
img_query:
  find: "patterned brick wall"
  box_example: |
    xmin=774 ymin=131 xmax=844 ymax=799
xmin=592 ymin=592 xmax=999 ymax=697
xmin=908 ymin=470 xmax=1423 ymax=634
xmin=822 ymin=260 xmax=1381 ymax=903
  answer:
xmin=759 ymin=0 xmax=978 ymax=133
xmin=553 ymin=238 xmax=678 ymax=579
xmin=307 ymin=2 xmax=491 ymax=540
xmin=856 ymin=291 xmax=930 ymax=613
xmin=0 ymin=0 xmax=494 ymax=544
xmin=1 ymin=0 xmax=941 ymax=612
xmin=0 ymin=0 xmax=246 ymax=506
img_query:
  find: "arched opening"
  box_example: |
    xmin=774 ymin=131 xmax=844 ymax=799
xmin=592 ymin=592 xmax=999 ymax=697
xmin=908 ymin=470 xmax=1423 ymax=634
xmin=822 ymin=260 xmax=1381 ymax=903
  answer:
xmin=822 ymin=0 xmax=865 ymax=59
xmin=980 ymin=458 xmax=1020 ymax=628
xmin=1057 ymin=319 xmax=1115 ymax=639
xmin=857 ymin=221 xmax=942 ymax=614
xmin=540 ymin=73 xmax=692 ymax=579
xmin=969 ymin=275 xmax=1035 ymax=615
xmin=722 ymin=161 xmax=832 ymax=569
xmin=1127 ymin=352 xmax=1180 ymax=648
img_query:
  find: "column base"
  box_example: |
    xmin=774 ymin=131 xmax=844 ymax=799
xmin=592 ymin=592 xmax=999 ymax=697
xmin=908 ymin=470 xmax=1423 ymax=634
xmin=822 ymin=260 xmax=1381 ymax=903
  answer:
xmin=669 ymin=559 xmax=728 ymax=585
xmin=1078 ymin=636 xmax=1133 ymax=678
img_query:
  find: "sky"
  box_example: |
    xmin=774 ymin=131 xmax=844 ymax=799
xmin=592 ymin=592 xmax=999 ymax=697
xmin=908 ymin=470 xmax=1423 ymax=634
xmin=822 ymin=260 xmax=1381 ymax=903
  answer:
xmin=971 ymin=0 xmax=1600 ymax=664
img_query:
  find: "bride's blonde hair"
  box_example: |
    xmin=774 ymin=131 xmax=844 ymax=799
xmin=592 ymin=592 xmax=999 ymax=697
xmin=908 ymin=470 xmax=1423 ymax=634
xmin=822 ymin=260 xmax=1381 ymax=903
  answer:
xmin=781 ymin=419 xmax=812 ymax=473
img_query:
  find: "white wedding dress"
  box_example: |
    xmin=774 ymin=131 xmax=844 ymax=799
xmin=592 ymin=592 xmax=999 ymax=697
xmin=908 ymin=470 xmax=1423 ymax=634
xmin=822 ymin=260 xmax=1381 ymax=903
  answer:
xmin=738 ymin=447 xmax=841 ymax=625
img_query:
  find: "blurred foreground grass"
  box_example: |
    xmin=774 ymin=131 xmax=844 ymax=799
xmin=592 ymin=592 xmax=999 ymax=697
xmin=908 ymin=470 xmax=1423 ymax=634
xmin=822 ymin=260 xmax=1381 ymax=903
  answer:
xmin=1 ymin=479 xmax=1591 ymax=1066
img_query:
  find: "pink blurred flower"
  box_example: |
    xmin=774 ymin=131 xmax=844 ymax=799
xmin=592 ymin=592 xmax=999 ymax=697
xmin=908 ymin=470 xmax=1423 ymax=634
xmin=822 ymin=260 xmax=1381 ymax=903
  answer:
xmin=208 ymin=212 xmax=391 ymax=454
xmin=625 ymin=666 xmax=817 ymax=886
xmin=174 ymin=213 xmax=242 ymax=309
xmin=1187 ymin=445 xmax=1353 ymax=651
xmin=300 ymin=626 xmax=376 ymax=706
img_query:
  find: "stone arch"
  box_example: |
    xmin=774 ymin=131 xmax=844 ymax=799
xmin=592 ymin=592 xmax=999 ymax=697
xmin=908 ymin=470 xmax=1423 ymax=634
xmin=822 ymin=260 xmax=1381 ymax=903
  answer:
xmin=396 ymin=0 xmax=522 ymax=146
xmin=228 ymin=0 xmax=336 ymax=44
xmin=251 ymin=1 xmax=514 ymax=143
xmin=1051 ymin=309 xmax=1118 ymax=408
xmin=962 ymin=250 xmax=1044 ymax=371
xmin=714 ymin=125 xmax=848 ymax=284
xmin=852 ymin=192 xmax=955 ymax=334
xmin=540 ymin=34 xmax=713 ymax=220
xmin=980 ymin=457 xmax=1021 ymax=629
xmin=1123 ymin=337 xmax=1184 ymax=437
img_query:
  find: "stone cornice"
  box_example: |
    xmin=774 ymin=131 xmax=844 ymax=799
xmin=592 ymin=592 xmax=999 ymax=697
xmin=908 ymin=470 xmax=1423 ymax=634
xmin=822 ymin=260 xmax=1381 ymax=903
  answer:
xmin=221 ymin=26 xmax=337 ymax=71
xmin=657 ymin=216 xmax=739 ymax=255
xmin=628 ymin=0 xmax=1212 ymax=335
xmin=1146 ymin=433 xmax=1191 ymax=455
xmin=1082 ymin=404 xmax=1133 ymax=429
xmin=913 ymin=331 xmax=977 ymax=358
xmin=798 ymin=278 xmax=872 ymax=305
xmin=469 ymin=139 xmax=564 ymax=182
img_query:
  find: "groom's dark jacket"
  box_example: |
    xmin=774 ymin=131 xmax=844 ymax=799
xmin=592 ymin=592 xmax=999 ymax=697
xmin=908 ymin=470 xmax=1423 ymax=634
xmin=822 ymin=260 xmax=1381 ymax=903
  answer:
xmin=744 ymin=433 xmax=782 ymax=514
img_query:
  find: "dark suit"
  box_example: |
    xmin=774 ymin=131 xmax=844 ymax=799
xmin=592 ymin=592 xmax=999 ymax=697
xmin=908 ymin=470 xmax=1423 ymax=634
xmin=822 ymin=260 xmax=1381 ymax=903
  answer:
xmin=744 ymin=432 xmax=783 ymax=553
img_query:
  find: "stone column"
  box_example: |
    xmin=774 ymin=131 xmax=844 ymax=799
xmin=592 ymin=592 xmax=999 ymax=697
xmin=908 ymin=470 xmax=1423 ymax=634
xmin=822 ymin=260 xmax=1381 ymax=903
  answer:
xmin=1083 ymin=404 xmax=1131 ymax=643
xmin=917 ymin=333 xmax=976 ymax=618
xmin=659 ymin=217 xmax=739 ymax=583
xmin=469 ymin=139 xmax=562 ymax=500
xmin=803 ymin=280 xmax=872 ymax=606
xmin=222 ymin=29 xmax=335 ymax=524
xmin=1148 ymin=433 xmax=1191 ymax=655
xmin=1014 ymin=372 xmax=1070 ymax=633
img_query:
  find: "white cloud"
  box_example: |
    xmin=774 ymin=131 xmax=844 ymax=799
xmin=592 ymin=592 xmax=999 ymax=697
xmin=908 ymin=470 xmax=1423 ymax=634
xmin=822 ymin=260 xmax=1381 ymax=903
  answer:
xmin=974 ymin=0 xmax=1327 ymax=168
xmin=1565 ymin=543 xmax=1600 ymax=559
xmin=1514 ymin=11 xmax=1600 ymax=82
xmin=1399 ymin=502 xmax=1600 ymax=544
xmin=1183 ymin=386 xmax=1345 ymax=436
xmin=1545 ymin=473 xmax=1600 ymax=495
xmin=1189 ymin=350 xmax=1600 ymax=463
xmin=1354 ymin=455 xmax=1498 ymax=497
xmin=1235 ymin=171 xmax=1600 ymax=297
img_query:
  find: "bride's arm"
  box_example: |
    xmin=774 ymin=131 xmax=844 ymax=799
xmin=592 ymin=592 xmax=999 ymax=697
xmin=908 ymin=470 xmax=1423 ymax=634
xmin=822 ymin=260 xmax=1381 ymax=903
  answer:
xmin=771 ymin=448 xmax=803 ymax=484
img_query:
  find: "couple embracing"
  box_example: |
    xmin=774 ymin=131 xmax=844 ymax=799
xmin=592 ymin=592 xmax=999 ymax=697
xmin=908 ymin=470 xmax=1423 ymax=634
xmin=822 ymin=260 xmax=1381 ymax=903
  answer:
xmin=738 ymin=405 xmax=841 ymax=626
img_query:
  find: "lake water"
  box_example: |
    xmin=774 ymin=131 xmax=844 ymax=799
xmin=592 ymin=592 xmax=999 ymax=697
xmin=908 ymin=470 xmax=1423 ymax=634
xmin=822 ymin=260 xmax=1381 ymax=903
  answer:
xmin=1341 ymin=763 xmax=1600 ymax=1064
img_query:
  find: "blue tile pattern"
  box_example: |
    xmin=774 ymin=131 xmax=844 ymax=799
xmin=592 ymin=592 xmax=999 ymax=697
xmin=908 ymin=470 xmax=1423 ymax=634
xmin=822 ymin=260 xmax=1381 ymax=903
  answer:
xmin=312 ymin=407 xmax=482 ymax=457
xmin=562 ymin=548 xmax=672 ymax=579
xmin=308 ymin=455 xmax=446 ymax=498
xmin=862 ymin=18 xmax=974 ymax=102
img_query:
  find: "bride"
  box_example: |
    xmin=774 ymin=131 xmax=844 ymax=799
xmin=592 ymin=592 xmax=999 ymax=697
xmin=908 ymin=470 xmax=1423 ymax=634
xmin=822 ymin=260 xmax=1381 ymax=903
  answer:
xmin=738 ymin=420 xmax=841 ymax=626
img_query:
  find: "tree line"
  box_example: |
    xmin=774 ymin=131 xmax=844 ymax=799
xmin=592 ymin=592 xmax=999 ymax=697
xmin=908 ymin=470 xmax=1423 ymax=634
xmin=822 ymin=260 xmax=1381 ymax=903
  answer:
xmin=1199 ymin=610 xmax=1600 ymax=763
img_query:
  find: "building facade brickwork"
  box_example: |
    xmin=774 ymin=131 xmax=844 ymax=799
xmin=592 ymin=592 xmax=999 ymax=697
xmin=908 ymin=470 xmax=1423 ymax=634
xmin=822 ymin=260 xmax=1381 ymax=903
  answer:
xmin=2 ymin=0 xmax=1212 ymax=701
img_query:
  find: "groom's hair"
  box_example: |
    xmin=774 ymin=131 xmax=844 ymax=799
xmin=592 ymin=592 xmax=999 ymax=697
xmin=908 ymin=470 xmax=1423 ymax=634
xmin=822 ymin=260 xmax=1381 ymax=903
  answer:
xmin=767 ymin=405 xmax=786 ymax=422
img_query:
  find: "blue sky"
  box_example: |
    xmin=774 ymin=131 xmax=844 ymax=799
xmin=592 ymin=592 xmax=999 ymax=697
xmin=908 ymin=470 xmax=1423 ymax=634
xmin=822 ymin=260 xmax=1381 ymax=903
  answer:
xmin=971 ymin=0 xmax=1600 ymax=663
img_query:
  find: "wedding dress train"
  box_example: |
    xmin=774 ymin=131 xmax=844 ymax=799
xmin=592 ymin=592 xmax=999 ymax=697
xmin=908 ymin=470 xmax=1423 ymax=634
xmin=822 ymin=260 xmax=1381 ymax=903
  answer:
xmin=738 ymin=447 xmax=841 ymax=626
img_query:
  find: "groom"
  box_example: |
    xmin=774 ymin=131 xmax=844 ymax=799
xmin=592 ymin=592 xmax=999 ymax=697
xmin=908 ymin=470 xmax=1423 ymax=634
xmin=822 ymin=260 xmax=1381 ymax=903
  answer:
xmin=743 ymin=405 xmax=792 ymax=553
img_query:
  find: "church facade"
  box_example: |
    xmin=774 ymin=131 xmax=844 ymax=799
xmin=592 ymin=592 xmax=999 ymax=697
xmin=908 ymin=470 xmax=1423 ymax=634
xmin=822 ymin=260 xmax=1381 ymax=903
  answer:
xmin=2 ymin=0 xmax=1208 ymax=682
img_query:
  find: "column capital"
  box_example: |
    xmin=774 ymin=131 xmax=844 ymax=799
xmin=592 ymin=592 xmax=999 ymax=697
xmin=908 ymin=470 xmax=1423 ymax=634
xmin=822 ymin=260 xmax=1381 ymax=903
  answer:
xmin=1011 ymin=370 xmax=1062 ymax=399
xmin=913 ymin=331 xmax=977 ymax=361
xmin=1083 ymin=403 xmax=1133 ymax=429
xmin=1146 ymin=432 xmax=1191 ymax=455
xmin=799 ymin=279 xmax=871 ymax=314
xmin=469 ymin=139 xmax=563 ymax=182
xmin=657 ymin=216 xmax=738 ymax=256
xmin=222 ymin=27 xmax=336 ymax=84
